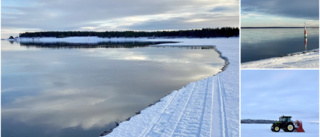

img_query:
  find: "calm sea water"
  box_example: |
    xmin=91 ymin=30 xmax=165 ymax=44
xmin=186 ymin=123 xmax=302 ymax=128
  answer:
xmin=241 ymin=28 xmax=319 ymax=63
xmin=1 ymin=41 xmax=225 ymax=137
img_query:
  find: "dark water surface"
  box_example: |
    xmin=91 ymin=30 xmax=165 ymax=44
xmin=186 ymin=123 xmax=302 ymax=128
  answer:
xmin=241 ymin=28 xmax=319 ymax=63
xmin=2 ymin=41 xmax=224 ymax=137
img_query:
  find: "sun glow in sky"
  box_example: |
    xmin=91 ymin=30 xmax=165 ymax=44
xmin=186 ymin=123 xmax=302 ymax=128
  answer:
xmin=1 ymin=0 xmax=239 ymax=38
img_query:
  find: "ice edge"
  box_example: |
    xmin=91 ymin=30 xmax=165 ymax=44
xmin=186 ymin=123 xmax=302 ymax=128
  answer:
xmin=99 ymin=44 xmax=230 ymax=136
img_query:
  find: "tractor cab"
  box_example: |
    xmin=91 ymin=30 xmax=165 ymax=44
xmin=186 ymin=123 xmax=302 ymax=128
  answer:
xmin=279 ymin=116 xmax=292 ymax=124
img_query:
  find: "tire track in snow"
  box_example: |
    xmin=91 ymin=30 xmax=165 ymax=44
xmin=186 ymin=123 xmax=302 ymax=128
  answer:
xmin=158 ymin=83 xmax=197 ymax=137
xmin=220 ymin=76 xmax=229 ymax=137
xmin=168 ymin=81 xmax=201 ymax=137
xmin=217 ymin=75 xmax=228 ymax=137
xmin=210 ymin=78 xmax=214 ymax=137
xmin=197 ymin=77 xmax=214 ymax=137
xmin=171 ymin=79 xmax=208 ymax=136
xmin=140 ymin=82 xmax=197 ymax=137
xmin=138 ymin=85 xmax=185 ymax=137
xmin=197 ymin=78 xmax=210 ymax=136
xmin=142 ymin=83 xmax=197 ymax=137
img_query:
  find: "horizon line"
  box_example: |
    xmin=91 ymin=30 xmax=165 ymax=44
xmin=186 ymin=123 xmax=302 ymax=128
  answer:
xmin=241 ymin=27 xmax=319 ymax=28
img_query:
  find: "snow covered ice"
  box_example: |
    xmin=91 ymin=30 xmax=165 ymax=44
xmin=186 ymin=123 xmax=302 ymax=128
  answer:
xmin=242 ymin=49 xmax=319 ymax=69
xmin=241 ymin=122 xmax=319 ymax=137
xmin=103 ymin=38 xmax=239 ymax=137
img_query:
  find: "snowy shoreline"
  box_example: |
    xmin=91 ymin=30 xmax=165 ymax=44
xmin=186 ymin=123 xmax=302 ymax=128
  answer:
xmin=7 ymin=37 xmax=239 ymax=137
xmin=104 ymin=37 xmax=239 ymax=137
xmin=242 ymin=49 xmax=319 ymax=69
xmin=99 ymin=44 xmax=229 ymax=135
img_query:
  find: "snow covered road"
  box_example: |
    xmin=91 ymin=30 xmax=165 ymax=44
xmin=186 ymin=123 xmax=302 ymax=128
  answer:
xmin=104 ymin=38 xmax=239 ymax=137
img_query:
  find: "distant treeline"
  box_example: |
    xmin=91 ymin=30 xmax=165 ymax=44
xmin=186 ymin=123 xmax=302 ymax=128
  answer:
xmin=241 ymin=119 xmax=277 ymax=124
xmin=19 ymin=27 xmax=239 ymax=38
xmin=242 ymin=27 xmax=319 ymax=29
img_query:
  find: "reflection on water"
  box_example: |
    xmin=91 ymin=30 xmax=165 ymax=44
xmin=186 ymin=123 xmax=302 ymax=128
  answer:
xmin=241 ymin=28 xmax=319 ymax=63
xmin=19 ymin=41 xmax=176 ymax=49
xmin=305 ymin=37 xmax=308 ymax=51
xmin=1 ymin=41 xmax=224 ymax=137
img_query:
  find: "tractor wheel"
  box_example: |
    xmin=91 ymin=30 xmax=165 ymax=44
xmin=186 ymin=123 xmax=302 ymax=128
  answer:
xmin=273 ymin=125 xmax=280 ymax=132
xmin=271 ymin=126 xmax=275 ymax=132
xmin=284 ymin=123 xmax=295 ymax=132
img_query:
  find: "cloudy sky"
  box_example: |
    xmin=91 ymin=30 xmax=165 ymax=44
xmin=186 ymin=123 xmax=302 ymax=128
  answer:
xmin=1 ymin=0 xmax=239 ymax=38
xmin=242 ymin=0 xmax=319 ymax=27
xmin=241 ymin=70 xmax=319 ymax=122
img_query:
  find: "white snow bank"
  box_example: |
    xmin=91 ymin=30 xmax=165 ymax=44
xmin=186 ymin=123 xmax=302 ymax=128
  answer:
xmin=242 ymin=49 xmax=319 ymax=69
xmin=241 ymin=123 xmax=319 ymax=137
xmin=102 ymin=38 xmax=239 ymax=137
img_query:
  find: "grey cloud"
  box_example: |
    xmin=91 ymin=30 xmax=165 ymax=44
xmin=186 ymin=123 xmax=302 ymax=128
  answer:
xmin=127 ymin=14 xmax=239 ymax=30
xmin=2 ymin=0 xmax=238 ymax=34
xmin=242 ymin=0 xmax=319 ymax=19
xmin=210 ymin=6 xmax=233 ymax=12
